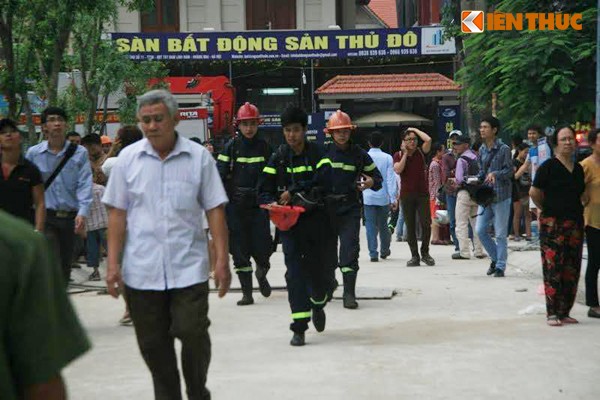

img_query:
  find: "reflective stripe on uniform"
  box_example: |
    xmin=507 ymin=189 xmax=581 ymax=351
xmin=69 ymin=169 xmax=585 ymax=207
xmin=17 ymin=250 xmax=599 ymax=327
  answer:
xmin=234 ymin=266 xmax=253 ymax=273
xmin=286 ymin=166 xmax=313 ymax=173
xmin=363 ymin=163 xmax=376 ymax=172
xmin=263 ymin=166 xmax=277 ymax=174
xmin=236 ymin=156 xmax=266 ymax=163
xmin=310 ymin=295 xmax=328 ymax=306
xmin=330 ymin=162 xmax=356 ymax=172
xmin=291 ymin=311 xmax=312 ymax=320
xmin=340 ymin=267 xmax=354 ymax=273
xmin=316 ymin=158 xmax=332 ymax=169
xmin=217 ymin=154 xmax=230 ymax=162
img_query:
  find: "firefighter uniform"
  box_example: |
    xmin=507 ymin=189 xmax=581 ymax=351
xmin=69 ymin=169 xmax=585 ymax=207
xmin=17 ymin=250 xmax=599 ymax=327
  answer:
xmin=217 ymin=104 xmax=273 ymax=306
xmin=258 ymin=140 xmax=333 ymax=337
xmin=323 ymin=110 xmax=383 ymax=309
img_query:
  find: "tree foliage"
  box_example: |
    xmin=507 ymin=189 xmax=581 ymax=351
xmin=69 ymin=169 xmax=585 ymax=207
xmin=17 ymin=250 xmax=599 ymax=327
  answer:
xmin=0 ymin=0 xmax=161 ymax=136
xmin=443 ymin=0 xmax=596 ymax=132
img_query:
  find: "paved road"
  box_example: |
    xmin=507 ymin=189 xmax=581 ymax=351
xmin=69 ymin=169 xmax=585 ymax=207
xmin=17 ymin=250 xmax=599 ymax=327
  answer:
xmin=64 ymin=232 xmax=599 ymax=399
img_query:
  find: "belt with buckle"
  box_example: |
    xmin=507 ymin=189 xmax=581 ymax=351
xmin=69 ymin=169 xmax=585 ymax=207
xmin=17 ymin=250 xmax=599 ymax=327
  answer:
xmin=47 ymin=209 xmax=77 ymax=218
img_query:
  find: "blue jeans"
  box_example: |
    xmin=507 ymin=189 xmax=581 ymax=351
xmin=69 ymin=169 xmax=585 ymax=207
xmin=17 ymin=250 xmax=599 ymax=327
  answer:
xmin=364 ymin=205 xmax=391 ymax=259
xmin=86 ymin=229 xmax=106 ymax=268
xmin=396 ymin=203 xmax=406 ymax=240
xmin=476 ymin=198 xmax=511 ymax=271
xmin=446 ymin=194 xmax=459 ymax=251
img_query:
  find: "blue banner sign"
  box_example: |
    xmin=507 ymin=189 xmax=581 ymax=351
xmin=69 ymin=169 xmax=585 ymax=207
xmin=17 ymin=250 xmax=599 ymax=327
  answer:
xmin=111 ymin=27 xmax=455 ymax=61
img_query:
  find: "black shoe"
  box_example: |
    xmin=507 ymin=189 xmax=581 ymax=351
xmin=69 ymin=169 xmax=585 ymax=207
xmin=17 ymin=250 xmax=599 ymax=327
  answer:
xmin=236 ymin=294 xmax=254 ymax=306
xmin=342 ymin=274 xmax=359 ymax=309
xmin=493 ymin=269 xmax=505 ymax=277
xmin=452 ymin=253 xmax=469 ymax=260
xmin=406 ymin=257 xmax=420 ymax=267
xmin=257 ymin=276 xmax=271 ymax=298
xmin=421 ymin=254 xmax=435 ymax=266
xmin=380 ymin=251 xmax=390 ymax=260
xmin=290 ymin=332 xmax=305 ymax=346
xmin=312 ymin=308 xmax=326 ymax=332
xmin=71 ymin=263 xmax=81 ymax=269
xmin=88 ymin=269 xmax=101 ymax=281
xmin=486 ymin=261 xmax=497 ymax=276
xmin=588 ymin=308 xmax=600 ymax=318
xmin=370 ymin=257 xmax=379 ymax=262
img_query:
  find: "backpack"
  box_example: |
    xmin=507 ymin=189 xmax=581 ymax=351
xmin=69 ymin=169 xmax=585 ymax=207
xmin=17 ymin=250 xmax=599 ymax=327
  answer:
xmin=459 ymin=154 xmax=480 ymax=178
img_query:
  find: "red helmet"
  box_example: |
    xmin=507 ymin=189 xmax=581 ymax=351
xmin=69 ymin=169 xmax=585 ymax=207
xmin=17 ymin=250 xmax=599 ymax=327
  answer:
xmin=260 ymin=204 xmax=305 ymax=231
xmin=324 ymin=110 xmax=356 ymax=134
xmin=235 ymin=102 xmax=263 ymax=125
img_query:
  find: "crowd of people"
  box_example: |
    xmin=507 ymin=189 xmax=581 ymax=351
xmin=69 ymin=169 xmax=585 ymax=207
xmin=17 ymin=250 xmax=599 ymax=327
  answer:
xmin=1 ymin=89 xmax=599 ymax=399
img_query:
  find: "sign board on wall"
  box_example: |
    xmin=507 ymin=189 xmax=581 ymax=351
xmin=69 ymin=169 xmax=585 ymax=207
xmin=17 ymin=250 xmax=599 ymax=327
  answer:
xmin=436 ymin=104 xmax=461 ymax=142
xmin=111 ymin=28 xmax=456 ymax=61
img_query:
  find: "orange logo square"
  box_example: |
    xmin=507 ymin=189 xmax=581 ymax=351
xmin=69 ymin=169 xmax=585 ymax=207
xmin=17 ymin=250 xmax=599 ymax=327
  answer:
xmin=462 ymin=11 xmax=485 ymax=33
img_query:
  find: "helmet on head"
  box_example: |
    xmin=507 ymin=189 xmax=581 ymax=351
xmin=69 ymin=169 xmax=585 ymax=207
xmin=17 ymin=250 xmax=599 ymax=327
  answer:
xmin=323 ymin=110 xmax=356 ymax=134
xmin=235 ymin=102 xmax=263 ymax=125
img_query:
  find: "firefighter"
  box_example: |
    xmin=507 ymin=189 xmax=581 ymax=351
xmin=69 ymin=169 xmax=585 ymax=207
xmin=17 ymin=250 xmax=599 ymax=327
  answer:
xmin=323 ymin=110 xmax=383 ymax=309
xmin=258 ymin=105 xmax=333 ymax=346
xmin=217 ymin=102 xmax=273 ymax=306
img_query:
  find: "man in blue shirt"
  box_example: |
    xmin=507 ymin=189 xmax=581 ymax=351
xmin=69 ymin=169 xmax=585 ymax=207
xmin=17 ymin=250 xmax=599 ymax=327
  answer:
xmin=26 ymin=107 xmax=93 ymax=284
xmin=363 ymin=131 xmax=396 ymax=262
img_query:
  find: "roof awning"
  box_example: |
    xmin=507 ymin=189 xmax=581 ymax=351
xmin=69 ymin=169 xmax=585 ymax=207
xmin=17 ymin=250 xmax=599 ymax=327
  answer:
xmin=354 ymin=111 xmax=432 ymax=127
xmin=315 ymin=73 xmax=461 ymax=100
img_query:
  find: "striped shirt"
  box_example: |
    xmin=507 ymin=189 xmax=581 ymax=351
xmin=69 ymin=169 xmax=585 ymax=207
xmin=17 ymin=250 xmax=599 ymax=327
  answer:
xmin=102 ymin=136 xmax=228 ymax=290
xmin=86 ymin=184 xmax=108 ymax=232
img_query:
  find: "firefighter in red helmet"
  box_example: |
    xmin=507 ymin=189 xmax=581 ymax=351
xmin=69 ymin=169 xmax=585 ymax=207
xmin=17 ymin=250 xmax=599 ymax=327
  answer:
xmin=217 ymin=102 xmax=273 ymax=306
xmin=323 ymin=110 xmax=382 ymax=309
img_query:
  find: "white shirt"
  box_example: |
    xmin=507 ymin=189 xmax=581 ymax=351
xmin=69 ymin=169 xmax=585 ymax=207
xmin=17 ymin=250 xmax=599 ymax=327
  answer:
xmin=101 ymin=157 xmax=118 ymax=178
xmin=363 ymin=148 xmax=397 ymax=206
xmin=102 ymin=136 xmax=228 ymax=290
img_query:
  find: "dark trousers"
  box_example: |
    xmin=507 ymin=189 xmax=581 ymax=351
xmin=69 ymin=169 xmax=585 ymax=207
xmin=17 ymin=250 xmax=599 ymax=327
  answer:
xmin=226 ymin=204 xmax=272 ymax=277
xmin=401 ymin=193 xmax=431 ymax=258
xmin=539 ymin=217 xmax=584 ymax=318
xmin=126 ymin=282 xmax=211 ymax=400
xmin=45 ymin=214 xmax=76 ymax=285
xmin=585 ymin=226 xmax=600 ymax=307
xmin=282 ymin=211 xmax=331 ymax=333
xmin=330 ymin=209 xmax=361 ymax=274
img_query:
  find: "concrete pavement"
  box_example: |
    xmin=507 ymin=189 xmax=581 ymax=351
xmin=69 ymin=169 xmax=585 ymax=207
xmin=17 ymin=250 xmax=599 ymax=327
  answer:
xmin=64 ymin=230 xmax=599 ymax=399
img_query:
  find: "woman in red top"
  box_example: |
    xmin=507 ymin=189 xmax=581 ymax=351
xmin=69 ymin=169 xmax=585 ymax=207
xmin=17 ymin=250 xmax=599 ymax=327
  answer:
xmin=393 ymin=127 xmax=433 ymax=266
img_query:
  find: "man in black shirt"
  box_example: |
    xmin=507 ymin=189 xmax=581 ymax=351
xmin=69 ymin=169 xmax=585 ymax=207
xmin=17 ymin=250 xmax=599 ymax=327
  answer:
xmin=0 ymin=118 xmax=45 ymax=230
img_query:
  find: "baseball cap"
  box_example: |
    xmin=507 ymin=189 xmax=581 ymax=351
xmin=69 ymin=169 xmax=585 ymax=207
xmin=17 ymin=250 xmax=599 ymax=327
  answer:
xmin=101 ymin=135 xmax=112 ymax=145
xmin=449 ymin=130 xmax=463 ymax=138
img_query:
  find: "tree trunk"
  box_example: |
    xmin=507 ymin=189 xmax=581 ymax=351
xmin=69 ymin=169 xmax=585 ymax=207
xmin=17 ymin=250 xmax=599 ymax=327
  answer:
xmin=0 ymin=12 xmax=18 ymax=118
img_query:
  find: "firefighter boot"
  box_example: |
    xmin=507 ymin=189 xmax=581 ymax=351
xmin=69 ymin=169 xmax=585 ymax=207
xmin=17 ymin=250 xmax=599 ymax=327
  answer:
xmin=342 ymin=273 xmax=359 ymax=310
xmin=255 ymin=265 xmax=272 ymax=298
xmin=236 ymin=273 xmax=254 ymax=306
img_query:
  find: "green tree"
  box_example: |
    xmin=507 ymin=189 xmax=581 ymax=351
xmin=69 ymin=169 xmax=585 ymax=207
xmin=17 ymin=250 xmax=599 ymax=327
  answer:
xmin=62 ymin=0 xmax=164 ymax=134
xmin=444 ymin=0 xmax=596 ymax=132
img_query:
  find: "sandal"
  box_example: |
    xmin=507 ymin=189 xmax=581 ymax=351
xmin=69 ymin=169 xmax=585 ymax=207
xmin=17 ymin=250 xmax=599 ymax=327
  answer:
xmin=546 ymin=316 xmax=562 ymax=327
xmin=560 ymin=316 xmax=579 ymax=324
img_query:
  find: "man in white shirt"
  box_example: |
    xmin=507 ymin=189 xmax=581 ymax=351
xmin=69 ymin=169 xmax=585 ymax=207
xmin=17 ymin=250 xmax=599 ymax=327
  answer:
xmin=363 ymin=131 xmax=397 ymax=261
xmin=102 ymin=89 xmax=230 ymax=400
